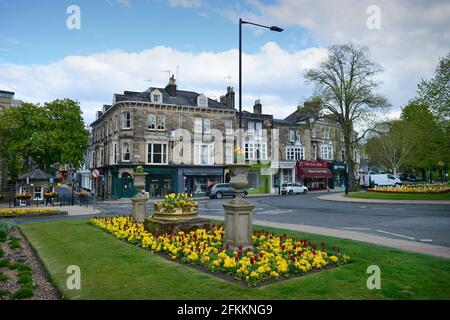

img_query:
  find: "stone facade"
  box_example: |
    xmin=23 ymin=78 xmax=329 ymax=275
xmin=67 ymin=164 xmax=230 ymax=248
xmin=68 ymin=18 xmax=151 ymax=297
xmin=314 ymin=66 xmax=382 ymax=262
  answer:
xmin=88 ymin=77 xmax=360 ymax=197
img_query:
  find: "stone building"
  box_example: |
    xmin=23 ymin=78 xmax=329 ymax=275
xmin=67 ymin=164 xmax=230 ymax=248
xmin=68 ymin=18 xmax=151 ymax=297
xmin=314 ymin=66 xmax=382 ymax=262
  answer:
xmin=272 ymin=101 xmax=358 ymax=190
xmin=90 ymin=75 xmax=237 ymax=198
xmin=0 ymin=90 xmax=23 ymax=194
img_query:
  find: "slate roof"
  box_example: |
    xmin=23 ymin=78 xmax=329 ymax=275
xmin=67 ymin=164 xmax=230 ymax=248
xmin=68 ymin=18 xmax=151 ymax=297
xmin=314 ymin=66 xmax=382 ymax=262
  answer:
xmin=114 ymin=86 xmax=231 ymax=110
xmin=16 ymin=169 xmax=53 ymax=181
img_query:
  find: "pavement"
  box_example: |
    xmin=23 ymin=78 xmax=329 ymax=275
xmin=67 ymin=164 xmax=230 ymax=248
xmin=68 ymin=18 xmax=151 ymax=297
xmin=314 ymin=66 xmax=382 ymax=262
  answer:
xmin=201 ymin=215 xmax=450 ymax=259
xmin=318 ymin=192 xmax=450 ymax=205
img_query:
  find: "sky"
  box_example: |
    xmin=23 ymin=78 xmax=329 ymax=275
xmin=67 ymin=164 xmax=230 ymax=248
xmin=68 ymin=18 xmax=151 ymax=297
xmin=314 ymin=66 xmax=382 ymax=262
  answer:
xmin=0 ymin=0 xmax=449 ymax=125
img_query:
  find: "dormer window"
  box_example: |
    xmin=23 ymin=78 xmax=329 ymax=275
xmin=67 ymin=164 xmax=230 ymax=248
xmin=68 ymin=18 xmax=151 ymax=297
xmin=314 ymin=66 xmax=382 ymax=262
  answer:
xmin=197 ymin=94 xmax=208 ymax=107
xmin=151 ymin=89 xmax=162 ymax=103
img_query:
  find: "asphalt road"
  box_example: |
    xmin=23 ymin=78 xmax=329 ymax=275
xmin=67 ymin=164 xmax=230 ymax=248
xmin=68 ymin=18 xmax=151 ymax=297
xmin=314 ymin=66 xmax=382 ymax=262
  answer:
xmin=13 ymin=192 xmax=450 ymax=248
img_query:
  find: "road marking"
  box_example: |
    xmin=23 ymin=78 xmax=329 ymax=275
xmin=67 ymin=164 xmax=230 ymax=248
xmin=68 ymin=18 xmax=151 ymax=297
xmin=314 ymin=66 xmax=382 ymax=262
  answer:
xmin=395 ymin=208 xmax=405 ymax=211
xmin=341 ymin=227 xmax=372 ymax=231
xmin=420 ymin=239 xmax=433 ymax=242
xmin=359 ymin=206 xmax=367 ymax=209
xmin=375 ymin=229 xmax=415 ymax=240
xmin=256 ymin=211 xmax=279 ymax=215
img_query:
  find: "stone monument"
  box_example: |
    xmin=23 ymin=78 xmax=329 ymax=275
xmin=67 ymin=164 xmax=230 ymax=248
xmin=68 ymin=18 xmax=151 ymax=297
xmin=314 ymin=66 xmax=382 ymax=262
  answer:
xmin=130 ymin=171 xmax=148 ymax=223
xmin=223 ymin=164 xmax=255 ymax=250
xmin=144 ymin=193 xmax=209 ymax=234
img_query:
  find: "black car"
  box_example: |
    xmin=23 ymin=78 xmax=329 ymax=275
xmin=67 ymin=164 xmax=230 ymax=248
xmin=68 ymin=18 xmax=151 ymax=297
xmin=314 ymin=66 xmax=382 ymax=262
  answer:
xmin=206 ymin=183 xmax=248 ymax=199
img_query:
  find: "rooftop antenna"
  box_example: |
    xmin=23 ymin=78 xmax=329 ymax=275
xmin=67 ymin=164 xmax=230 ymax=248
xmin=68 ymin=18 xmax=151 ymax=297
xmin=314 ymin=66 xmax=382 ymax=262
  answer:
xmin=160 ymin=70 xmax=171 ymax=80
xmin=224 ymin=75 xmax=232 ymax=86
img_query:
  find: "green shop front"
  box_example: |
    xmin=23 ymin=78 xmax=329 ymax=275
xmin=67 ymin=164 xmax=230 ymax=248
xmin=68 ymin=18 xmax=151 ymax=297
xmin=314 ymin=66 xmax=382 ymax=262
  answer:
xmin=110 ymin=165 xmax=177 ymax=199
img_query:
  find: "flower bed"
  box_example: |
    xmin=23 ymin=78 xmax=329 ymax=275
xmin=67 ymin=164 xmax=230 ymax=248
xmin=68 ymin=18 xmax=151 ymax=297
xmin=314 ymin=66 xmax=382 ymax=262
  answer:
xmin=0 ymin=208 xmax=62 ymax=218
xmin=368 ymin=184 xmax=450 ymax=194
xmin=154 ymin=193 xmax=198 ymax=214
xmin=90 ymin=216 xmax=350 ymax=286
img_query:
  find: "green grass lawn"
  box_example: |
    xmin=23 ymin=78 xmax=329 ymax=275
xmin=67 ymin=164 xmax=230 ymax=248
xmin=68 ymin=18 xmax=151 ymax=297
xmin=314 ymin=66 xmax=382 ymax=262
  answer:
xmin=20 ymin=219 xmax=450 ymax=300
xmin=346 ymin=192 xmax=450 ymax=201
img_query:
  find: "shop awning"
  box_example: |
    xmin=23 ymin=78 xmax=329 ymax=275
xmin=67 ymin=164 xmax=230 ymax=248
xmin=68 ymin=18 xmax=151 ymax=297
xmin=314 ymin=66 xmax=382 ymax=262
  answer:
xmin=297 ymin=167 xmax=332 ymax=179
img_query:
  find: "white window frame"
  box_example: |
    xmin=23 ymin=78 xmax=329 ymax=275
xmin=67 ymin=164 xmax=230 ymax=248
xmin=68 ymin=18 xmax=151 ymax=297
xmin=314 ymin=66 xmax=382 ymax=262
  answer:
xmin=122 ymin=143 xmax=131 ymax=162
xmin=151 ymin=89 xmax=162 ymax=103
xmin=112 ymin=142 xmax=118 ymax=164
xmin=122 ymin=111 xmax=131 ymax=129
xmin=147 ymin=143 xmax=168 ymax=164
xmin=197 ymin=94 xmax=208 ymax=107
xmin=245 ymin=142 xmax=267 ymax=161
xmin=247 ymin=121 xmax=255 ymax=136
xmin=156 ymin=115 xmax=165 ymax=130
xmin=147 ymin=113 xmax=156 ymax=129
xmin=194 ymin=118 xmax=202 ymax=133
xmin=225 ymin=119 xmax=233 ymax=135
xmin=34 ymin=186 xmax=43 ymax=201
xmin=194 ymin=143 xmax=214 ymax=165
xmin=286 ymin=146 xmax=305 ymax=161
xmin=225 ymin=145 xmax=233 ymax=164
xmin=203 ymin=118 xmax=210 ymax=134
xmin=321 ymin=145 xmax=333 ymax=160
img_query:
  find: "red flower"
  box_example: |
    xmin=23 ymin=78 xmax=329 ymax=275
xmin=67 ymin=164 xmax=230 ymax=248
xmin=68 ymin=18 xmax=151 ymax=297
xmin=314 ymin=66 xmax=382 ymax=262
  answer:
xmin=250 ymin=257 xmax=255 ymax=264
xmin=290 ymin=255 xmax=296 ymax=262
xmin=297 ymin=250 xmax=302 ymax=256
xmin=235 ymin=256 xmax=239 ymax=262
xmin=238 ymin=245 xmax=243 ymax=251
xmin=259 ymin=252 xmax=264 ymax=258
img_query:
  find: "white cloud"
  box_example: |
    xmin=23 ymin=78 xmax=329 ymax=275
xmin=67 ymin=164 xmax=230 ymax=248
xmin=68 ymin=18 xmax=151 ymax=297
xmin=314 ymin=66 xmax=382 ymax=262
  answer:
xmin=168 ymin=0 xmax=204 ymax=8
xmin=219 ymin=0 xmax=450 ymax=111
xmin=0 ymin=43 xmax=327 ymax=125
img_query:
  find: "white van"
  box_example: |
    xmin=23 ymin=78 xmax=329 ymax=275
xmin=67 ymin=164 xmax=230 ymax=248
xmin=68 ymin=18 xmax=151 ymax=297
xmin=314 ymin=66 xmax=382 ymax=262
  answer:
xmin=369 ymin=174 xmax=402 ymax=187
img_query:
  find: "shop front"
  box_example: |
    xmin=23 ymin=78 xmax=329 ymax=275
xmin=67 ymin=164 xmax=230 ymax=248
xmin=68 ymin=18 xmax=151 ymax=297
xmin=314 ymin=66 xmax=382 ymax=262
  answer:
xmin=176 ymin=166 xmax=224 ymax=196
xmin=328 ymin=161 xmax=346 ymax=190
xmin=277 ymin=161 xmax=296 ymax=185
xmin=296 ymin=160 xmax=332 ymax=190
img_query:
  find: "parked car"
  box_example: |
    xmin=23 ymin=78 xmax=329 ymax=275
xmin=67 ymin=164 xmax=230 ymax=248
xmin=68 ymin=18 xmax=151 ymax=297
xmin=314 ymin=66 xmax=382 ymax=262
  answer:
xmin=206 ymin=183 xmax=248 ymax=199
xmin=398 ymin=173 xmax=409 ymax=181
xmin=281 ymin=183 xmax=308 ymax=195
xmin=407 ymin=175 xmax=417 ymax=182
xmin=369 ymin=174 xmax=402 ymax=187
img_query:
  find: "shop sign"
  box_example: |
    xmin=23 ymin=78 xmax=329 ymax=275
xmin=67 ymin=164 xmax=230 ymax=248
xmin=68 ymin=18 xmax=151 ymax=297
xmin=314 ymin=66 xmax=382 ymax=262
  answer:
xmin=297 ymin=160 xmax=328 ymax=168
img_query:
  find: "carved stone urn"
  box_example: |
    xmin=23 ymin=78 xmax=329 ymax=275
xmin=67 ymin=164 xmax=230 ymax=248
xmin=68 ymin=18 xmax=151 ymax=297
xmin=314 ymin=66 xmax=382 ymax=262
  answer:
xmin=131 ymin=172 xmax=147 ymax=192
xmin=223 ymin=164 xmax=255 ymax=250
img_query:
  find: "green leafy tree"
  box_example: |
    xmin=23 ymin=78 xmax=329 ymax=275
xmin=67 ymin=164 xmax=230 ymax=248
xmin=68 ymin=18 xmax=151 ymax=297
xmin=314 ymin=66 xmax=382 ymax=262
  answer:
xmin=417 ymin=53 xmax=450 ymax=121
xmin=304 ymin=43 xmax=390 ymax=191
xmin=0 ymin=99 xmax=88 ymax=175
xmin=400 ymin=101 xmax=447 ymax=181
xmin=365 ymin=121 xmax=415 ymax=176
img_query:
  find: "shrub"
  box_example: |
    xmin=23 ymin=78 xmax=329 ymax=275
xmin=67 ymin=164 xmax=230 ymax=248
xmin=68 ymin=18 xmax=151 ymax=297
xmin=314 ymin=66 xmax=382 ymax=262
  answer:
xmin=0 ymin=271 xmax=7 ymax=281
xmin=8 ymin=236 xmax=21 ymax=249
xmin=17 ymin=271 xmax=32 ymax=284
xmin=0 ymin=289 xmax=10 ymax=297
xmin=0 ymin=247 xmax=4 ymax=257
xmin=9 ymin=262 xmax=31 ymax=272
xmin=13 ymin=286 xmax=34 ymax=299
xmin=0 ymin=259 xmax=9 ymax=267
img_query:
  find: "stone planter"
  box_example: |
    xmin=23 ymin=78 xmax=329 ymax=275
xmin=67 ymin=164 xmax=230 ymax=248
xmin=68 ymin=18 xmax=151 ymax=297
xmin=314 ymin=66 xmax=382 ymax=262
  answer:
xmin=131 ymin=172 xmax=148 ymax=192
xmin=223 ymin=164 xmax=255 ymax=250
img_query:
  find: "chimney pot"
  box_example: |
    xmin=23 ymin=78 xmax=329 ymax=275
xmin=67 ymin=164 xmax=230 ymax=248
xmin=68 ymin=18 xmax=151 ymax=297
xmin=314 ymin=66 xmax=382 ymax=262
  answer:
xmin=253 ymin=99 xmax=262 ymax=114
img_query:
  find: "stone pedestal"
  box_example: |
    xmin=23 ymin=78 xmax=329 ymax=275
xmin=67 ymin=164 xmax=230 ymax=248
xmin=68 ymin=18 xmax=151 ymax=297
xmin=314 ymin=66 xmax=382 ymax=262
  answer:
xmin=144 ymin=216 xmax=210 ymax=235
xmin=131 ymin=192 xmax=148 ymax=223
xmin=223 ymin=197 xmax=255 ymax=250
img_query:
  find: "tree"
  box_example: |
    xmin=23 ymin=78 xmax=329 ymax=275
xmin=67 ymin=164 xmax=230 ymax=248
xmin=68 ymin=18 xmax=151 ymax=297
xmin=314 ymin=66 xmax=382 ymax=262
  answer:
xmin=365 ymin=121 xmax=415 ymax=176
xmin=400 ymin=100 xmax=446 ymax=182
xmin=417 ymin=52 xmax=450 ymax=121
xmin=0 ymin=99 xmax=88 ymax=175
xmin=304 ymin=43 xmax=390 ymax=191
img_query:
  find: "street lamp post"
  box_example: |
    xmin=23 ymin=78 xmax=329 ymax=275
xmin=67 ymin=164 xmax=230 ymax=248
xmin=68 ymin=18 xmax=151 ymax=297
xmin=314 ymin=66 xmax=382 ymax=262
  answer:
xmin=238 ymin=18 xmax=283 ymax=130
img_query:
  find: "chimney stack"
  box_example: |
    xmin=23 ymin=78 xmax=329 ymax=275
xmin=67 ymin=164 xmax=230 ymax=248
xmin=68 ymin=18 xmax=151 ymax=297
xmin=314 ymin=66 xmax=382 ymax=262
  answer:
xmin=220 ymin=86 xmax=235 ymax=109
xmin=165 ymin=74 xmax=177 ymax=97
xmin=253 ymin=99 xmax=262 ymax=114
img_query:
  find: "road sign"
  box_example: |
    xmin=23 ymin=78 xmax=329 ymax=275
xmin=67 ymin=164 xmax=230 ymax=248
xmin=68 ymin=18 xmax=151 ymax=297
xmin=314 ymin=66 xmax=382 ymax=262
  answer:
xmin=92 ymin=169 xmax=100 ymax=178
